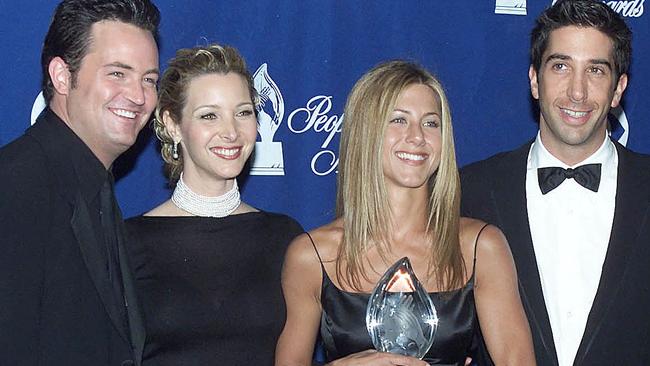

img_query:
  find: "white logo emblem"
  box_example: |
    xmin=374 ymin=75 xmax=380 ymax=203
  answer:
xmin=551 ymin=0 xmax=644 ymax=17
xmin=251 ymin=63 xmax=285 ymax=176
xmin=31 ymin=91 xmax=46 ymax=125
xmin=495 ymin=0 xmax=527 ymax=15
xmin=610 ymin=106 xmax=629 ymax=146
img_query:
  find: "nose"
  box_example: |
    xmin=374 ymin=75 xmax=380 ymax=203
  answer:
xmin=125 ymin=80 xmax=146 ymax=106
xmin=405 ymin=122 xmax=425 ymax=145
xmin=219 ymin=116 xmax=239 ymax=142
xmin=567 ymin=71 xmax=587 ymax=103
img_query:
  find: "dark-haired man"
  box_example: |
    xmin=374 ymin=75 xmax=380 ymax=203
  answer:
xmin=461 ymin=0 xmax=650 ymax=365
xmin=0 ymin=1 xmax=160 ymax=365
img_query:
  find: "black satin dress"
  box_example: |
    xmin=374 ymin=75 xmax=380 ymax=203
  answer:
xmin=309 ymin=229 xmax=482 ymax=366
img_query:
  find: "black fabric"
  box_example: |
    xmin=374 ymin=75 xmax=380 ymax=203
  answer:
xmin=101 ymin=176 xmax=129 ymax=333
xmin=310 ymin=231 xmax=482 ymax=366
xmin=537 ymin=163 xmax=601 ymax=194
xmin=126 ymin=211 xmax=303 ymax=366
xmin=0 ymin=108 xmax=140 ymax=365
xmin=460 ymin=140 xmax=650 ymax=366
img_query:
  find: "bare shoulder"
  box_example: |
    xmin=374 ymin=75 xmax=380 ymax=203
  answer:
xmin=459 ymin=217 xmax=511 ymax=263
xmin=285 ymin=219 xmax=343 ymax=271
xmin=283 ymin=219 xmax=344 ymax=301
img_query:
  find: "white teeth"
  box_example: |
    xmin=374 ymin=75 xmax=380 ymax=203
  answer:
xmin=562 ymin=109 xmax=588 ymax=118
xmin=213 ymin=148 xmax=240 ymax=156
xmin=113 ymin=109 xmax=136 ymax=119
xmin=396 ymin=152 xmax=426 ymax=161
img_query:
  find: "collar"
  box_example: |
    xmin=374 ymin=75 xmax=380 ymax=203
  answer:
xmin=30 ymin=107 xmax=111 ymax=203
xmin=528 ymin=132 xmax=616 ymax=171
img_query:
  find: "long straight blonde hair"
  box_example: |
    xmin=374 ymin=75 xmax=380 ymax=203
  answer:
xmin=336 ymin=60 xmax=463 ymax=291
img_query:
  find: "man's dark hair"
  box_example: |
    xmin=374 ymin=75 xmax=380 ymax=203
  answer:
xmin=41 ymin=0 xmax=160 ymax=102
xmin=530 ymin=0 xmax=632 ymax=78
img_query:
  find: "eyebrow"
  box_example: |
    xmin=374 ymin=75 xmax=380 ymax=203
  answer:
xmin=394 ymin=108 xmax=439 ymax=117
xmin=104 ymin=62 xmax=159 ymax=75
xmin=194 ymin=102 xmax=255 ymax=111
xmin=544 ymin=53 xmax=613 ymax=70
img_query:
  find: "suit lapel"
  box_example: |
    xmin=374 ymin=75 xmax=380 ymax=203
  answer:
xmin=493 ymin=143 xmax=559 ymax=365
xmin=70 ymin=189 xmax=130 ymax=343
xmin=574 ymin=144 xmax=650 ymax=364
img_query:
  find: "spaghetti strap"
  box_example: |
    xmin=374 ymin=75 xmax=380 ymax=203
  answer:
xmin=472 ymin=223 xmax=490 ymax=276
xmin=305 ymin=231 xmax=324 ymax=265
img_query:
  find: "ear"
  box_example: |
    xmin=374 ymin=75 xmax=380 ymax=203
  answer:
xmin=162 ymin=110 xmax=182 ymax=143
xmin=529 ymin=65 xmax=540 ymax=100
xmin=48 ymin=57 xmax=72 ymax=96
xmin=610 ymin=73 xmax=628 ymax=108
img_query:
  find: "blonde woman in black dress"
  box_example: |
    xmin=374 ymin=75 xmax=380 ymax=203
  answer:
xmin=276 ymin=61 xmax=535 ymax=366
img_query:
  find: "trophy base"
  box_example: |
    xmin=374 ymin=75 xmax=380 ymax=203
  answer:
xmin=250 ymin=141 xmax=285 ymax=176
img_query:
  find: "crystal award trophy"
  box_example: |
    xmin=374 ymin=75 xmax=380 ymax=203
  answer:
xmin=366 ymin=257 xmax=438 ymax=359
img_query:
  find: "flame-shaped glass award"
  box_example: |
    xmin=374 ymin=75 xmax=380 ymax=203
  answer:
xmin=366 ymin=257 xmax=438 ymax=359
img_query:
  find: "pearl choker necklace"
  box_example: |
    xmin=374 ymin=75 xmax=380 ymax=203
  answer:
xmin=171 ymin=173 xmax=241 ymax=217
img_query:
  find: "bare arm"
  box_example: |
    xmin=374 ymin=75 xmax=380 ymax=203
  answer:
xmin=473 ymin=225 xmax=536 ymax=366
xmin=276 ymin=233 xmax=324 ymax=366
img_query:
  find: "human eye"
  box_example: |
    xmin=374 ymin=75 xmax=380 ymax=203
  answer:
xmin=143 ymin=76 xmax=158 ymax=86
xmin=423 ymin=119 xmax=439 ymax=128
xmin=108 ymin=70 xmax=125 ymax=78
xmin=588 ymin=66 xmax=606 ymax=75
xmin=551 ymin=63 xmax=568 ymax=72
xmin=389 ymin=117 xmax=407 ymax=124
xmin=236 ymin=109 xmax=254 ymax=118
xmin=200 ymin=112 xmax=217 ymax=120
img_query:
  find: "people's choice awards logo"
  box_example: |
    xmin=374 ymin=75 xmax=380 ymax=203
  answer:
xmin=251 ymin=63 xmax=285 ymax=176
xmin=551 ymin=0 xmax=644 ymax=17
xmin=610 ymin=106 xmax=630 ymax=146
xmin=495 ymin=0 xmax=527 ymax=15
xmin=252 ymin=63 xmax=343 ymax=177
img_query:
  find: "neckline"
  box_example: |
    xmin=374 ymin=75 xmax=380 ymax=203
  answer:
xmin=322 ymin=266 xmax=475 ymax=297
xmin=133 ymin=211 xmax=266 ymax=220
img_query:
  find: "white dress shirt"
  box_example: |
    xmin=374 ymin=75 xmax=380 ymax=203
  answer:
xmin=526 ymin=133 xmax=617 ymax=366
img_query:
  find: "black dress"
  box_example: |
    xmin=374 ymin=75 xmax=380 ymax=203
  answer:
xmin=126 ymin=211 xmax=303 ymax=366
xmin=308 ymin=228 xmax=483 ymax=366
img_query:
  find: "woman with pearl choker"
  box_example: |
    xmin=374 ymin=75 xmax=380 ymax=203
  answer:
xmin=125 ymin=44 xmax=303 ymax=365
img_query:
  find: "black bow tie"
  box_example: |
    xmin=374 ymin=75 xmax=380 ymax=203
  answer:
xmin=537 ymin=163 xmax=602 ymax=195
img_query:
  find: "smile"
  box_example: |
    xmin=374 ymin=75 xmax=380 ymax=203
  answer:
xmin=560 ymin=108 xmax=589 ymax=118
xmin=111 ymin=108 xmax=137 ymax=119
xmin=211 ymin=147 xmax=242 ymax=159
xmin=396 ymin=151 xmax=427 ymax=161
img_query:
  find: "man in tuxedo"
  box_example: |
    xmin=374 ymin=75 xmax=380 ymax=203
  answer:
xmin=461 ymin=0 xmax=650 ymax=365
xmin=0 ymin=1 xmax=159 ymax=365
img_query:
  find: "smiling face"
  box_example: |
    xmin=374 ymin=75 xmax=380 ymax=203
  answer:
xmin=382 ymin=83 xmax=442 ymax=191
xmin=61 ymin=20 xmax=159 ymax=168
xmin=530 ymin=25 xmax=628 ymax=165
xmin=167 ymin=72 xmax=257 ymax=195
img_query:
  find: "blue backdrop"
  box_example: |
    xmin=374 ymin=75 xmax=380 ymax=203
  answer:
xmin=0 ymin=0 xmax=648 ymax=231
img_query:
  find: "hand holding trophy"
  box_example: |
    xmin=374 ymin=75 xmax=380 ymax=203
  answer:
xmin=366 ymin=257 xmax=438 ymax=361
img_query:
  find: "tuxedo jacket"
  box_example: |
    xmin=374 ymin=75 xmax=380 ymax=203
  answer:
xmin=0 ymin=109 xmax=145 ymax=366
xmin=460 ymin=140 xmax=650 ymax=366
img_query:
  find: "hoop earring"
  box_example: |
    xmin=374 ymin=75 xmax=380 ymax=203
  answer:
xmin=172 ymin=141 xmax=179 ymax=160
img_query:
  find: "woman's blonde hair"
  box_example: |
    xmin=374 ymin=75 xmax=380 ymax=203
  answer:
xmin=336 ymin=60 xmax=463 ymax=291
xmin=154 ymin=44 xmax=257 ymax=183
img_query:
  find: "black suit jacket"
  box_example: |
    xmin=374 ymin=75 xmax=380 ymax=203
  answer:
xmin=0 ymin=109 xmax=145 ymax=365
xmin=460 ymin=140 xmax=650 ymax=366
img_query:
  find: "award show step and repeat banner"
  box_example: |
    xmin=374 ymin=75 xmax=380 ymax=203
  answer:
xmin=0 ymin=1 xmax=647 ymax=230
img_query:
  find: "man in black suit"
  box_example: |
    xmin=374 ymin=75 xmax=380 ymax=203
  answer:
xmin=0 ymin=1 xmax=160 ymax=365
xmin=461 ymin=0 xmax=650 ymax=365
